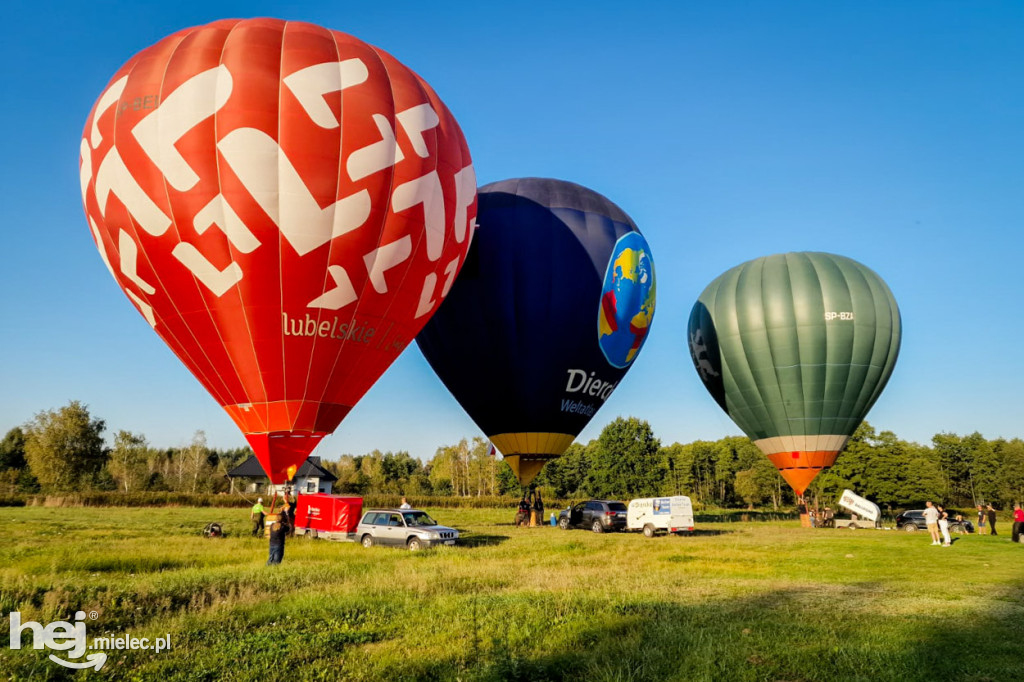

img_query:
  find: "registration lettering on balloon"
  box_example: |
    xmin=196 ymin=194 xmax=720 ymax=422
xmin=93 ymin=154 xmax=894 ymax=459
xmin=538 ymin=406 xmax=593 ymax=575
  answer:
xmin=80 ymin=19 xmax=477 ymax=483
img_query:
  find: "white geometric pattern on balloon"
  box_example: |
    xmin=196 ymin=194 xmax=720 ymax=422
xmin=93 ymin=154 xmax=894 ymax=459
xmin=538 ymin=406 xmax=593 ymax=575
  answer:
xmin=80 ymin=59 xmax=475 ymax=325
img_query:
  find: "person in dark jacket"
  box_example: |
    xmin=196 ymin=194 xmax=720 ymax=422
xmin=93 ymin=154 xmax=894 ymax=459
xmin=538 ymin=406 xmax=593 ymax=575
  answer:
xmin=987 ymin=504 xmax=998 ymax=536
xmin=515 ymin=496 xmax=530 ymax=526
xmin=267 ymin=509 xmax=291 ymax=565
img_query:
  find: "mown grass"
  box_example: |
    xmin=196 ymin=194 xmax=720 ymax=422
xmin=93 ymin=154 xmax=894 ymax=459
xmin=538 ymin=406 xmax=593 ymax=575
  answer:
xmin=1 ymin=506 xmax=1022 ymax=681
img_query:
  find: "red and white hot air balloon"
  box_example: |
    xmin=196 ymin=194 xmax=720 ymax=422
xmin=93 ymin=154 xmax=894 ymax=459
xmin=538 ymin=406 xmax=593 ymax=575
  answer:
xmin=79 ymin=19 xmax=477 ymax=483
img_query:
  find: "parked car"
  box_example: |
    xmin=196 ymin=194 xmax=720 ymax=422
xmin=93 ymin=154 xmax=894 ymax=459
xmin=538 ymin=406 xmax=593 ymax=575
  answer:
xmin=356 ymin=509 xmax=459 ymax=550
xmin=896 ymin=509 xmax=974 ymax=534
xmin=558 ymin=500 xmax=627 ymax=532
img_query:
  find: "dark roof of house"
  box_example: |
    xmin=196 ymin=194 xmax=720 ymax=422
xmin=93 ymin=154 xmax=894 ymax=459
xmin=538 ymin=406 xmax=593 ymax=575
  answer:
xmin=226 ymin=455 xmax=338 ymax=482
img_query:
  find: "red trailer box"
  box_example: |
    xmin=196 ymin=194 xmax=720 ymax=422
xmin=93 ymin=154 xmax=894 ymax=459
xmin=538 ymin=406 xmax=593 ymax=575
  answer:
xmin=293 ymin=494 xmax=363 ymax=541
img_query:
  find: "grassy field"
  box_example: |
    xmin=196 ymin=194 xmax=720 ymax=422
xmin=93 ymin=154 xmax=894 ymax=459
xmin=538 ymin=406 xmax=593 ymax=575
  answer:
xmin=1 ymin=507 xmax=1022 ymax=681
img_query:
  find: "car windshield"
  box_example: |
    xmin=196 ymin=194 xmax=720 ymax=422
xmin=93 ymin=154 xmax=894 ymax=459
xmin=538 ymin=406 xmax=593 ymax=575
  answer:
xmin=403 ymin=511 xmax=436 ymax=527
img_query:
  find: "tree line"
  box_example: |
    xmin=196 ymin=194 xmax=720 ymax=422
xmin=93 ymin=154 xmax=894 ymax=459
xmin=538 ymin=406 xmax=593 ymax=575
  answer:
xmin=2 ymin=401 xmax=1022 ymax=511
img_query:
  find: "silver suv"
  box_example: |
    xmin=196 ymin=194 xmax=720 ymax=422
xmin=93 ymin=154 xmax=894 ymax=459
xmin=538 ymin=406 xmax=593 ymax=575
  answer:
xmin=356 ymin=509 xmax=459 ymax=550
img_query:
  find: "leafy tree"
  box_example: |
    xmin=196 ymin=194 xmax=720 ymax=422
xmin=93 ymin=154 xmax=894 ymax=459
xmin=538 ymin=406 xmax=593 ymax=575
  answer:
xmin=734 ymin=469 xmax=763 ymax=509
xmin=143 ymin=449 xmax=174 ymax=491
xmin=323 ymin=455 xmax=366 ymax=494
xmin=727 ymin=439 xmax=786 ymax=509
xmin=586 ymin=417 xmax=663 ymax=498
xmin=931 ymin=432 xmax=998 ymax=506
xmin=0 ymin=427 xmax=38 ymax=494
xmin=425 ymin=438 xmax=499 ymax=496
xmin=23 ymin=401 xmax=107 ymax=492
xmin=963 ymin=432 xmax=1000 ymax=504
xmin=658 ymin=443 xmax=694 ymax=497
xmin=995 ymin=438 xmax=1024 ymax=504
xmin=536 ymin=443 xmax=590 ymax=498
xmin=0 ymin=427 xmax=27 ymax=471
xmin=107 ymin=430 xmax=151 ymax=493
xmin=180 ymin=431 xmax=210 ymax=493
xmin=751 ymin=455 xmax=788 ymax=509
xmin=495 ymin=460 xmax=520 ymax=496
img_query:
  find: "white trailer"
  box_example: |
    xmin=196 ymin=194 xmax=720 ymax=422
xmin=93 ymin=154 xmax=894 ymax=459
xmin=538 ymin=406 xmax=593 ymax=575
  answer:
xmin=627 ymin=496 xmax=695 ymax=537
xmin=832 ymin=489 xmax=881 ymax=529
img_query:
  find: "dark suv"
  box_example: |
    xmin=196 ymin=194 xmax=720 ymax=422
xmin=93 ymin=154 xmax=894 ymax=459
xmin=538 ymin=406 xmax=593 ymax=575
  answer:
xmin=558 ymin=500 xmax=627 ymax=533
xmin=896 ymin=509 xmax=973 ymax=534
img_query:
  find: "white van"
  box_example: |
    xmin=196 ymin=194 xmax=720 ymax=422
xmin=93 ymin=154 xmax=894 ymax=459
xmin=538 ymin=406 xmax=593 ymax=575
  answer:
xmin=627 ymin=496 xmax=695 ymax=537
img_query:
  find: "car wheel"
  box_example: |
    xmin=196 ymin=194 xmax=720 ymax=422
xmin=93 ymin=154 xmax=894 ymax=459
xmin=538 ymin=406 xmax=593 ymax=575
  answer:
xmin=361 ymin=534 xmax=374 ymax=548
xmin=643 ymin=524 xmax=655 ymax=538
xmin=408 ymin=537 xmax=422 ymax=551
xmin=902 ymin=523 xmax=918 ymax=532
xmin=592 ymin=520 xmax=604 ymax=533
xmin=558 ymin=517 xmax=570 ymax=530
xmin=307 ymin=529 xmax=318 ymax=540
xmin=847 ymin=523 xmax=858 ymax=530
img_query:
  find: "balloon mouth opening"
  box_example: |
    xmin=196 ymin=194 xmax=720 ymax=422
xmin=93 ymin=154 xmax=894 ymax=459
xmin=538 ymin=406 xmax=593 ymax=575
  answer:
xmin=246 ymin=431 xmax=327 ymax=483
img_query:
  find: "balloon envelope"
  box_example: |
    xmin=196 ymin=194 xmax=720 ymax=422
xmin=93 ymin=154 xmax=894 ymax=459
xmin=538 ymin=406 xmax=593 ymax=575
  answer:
xmin=416 ymin=178 xmax=656 ymax=486
xmin=80 ymin=19 xmax=476 ymax=482
xmin=687 ymin=252 xmax=901 ymax=495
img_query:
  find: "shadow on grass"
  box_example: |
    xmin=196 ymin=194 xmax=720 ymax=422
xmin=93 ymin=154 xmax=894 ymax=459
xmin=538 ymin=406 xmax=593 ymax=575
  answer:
xmin=370 ymin=580 xmax=1024 ymax=682
xmin=458 ymin=534 xmax=511 ymax=548
xmin=696 ymin=511 xmax=800 ymax=523
xmin=686 ymin=529 xmax=734 ymax=537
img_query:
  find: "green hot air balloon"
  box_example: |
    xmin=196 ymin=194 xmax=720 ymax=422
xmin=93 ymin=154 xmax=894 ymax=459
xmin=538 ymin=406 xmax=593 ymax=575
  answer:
xmin=687 ymin=252 xmax=901 ymax=497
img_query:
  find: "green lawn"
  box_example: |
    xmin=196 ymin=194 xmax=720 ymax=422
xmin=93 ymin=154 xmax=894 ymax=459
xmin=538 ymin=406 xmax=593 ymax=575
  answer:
xmin=1 ymin=507 xmax=1022 ymax=681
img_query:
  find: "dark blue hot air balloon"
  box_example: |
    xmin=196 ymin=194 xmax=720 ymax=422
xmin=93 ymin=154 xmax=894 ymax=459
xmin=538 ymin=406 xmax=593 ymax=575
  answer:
xmin=416 ymin=178 xmax=656 ymax=486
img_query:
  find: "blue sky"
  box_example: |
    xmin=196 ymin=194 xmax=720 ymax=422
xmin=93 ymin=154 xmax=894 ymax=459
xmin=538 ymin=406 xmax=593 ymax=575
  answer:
xmin=1 ymin=2 xmax=1021 ymax=461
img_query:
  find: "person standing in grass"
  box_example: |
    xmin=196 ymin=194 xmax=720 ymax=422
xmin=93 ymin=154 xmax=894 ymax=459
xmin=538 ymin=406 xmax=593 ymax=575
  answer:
xmin=251 ymin=497 xmax=265 ymax=537
xmin=515 ymin=495 xmax=530 ymax=526
xmin=937 ymin=505 xmax=952 ymax=546
xmin=399 ymin=496 xmax=412 ymax=510
xmin=987 ymin=504 xmax=998 ymax=536
xmin=1012 ymin=503 xmax=1023 ymax=543
xmin=977 ymin=504 xmax=987 ymax=535
xmin=923 ymin=501 xmax=941 ymax=545
xmin=267 ymin=512 xmax=290 ymax=565
xmin=282 ymin=495 xmax=296 ymax=538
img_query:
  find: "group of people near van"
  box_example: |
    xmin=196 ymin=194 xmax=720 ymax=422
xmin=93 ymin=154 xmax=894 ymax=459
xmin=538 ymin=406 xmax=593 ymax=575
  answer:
xmin=924 ymin=500 xmax=1024 ymax=546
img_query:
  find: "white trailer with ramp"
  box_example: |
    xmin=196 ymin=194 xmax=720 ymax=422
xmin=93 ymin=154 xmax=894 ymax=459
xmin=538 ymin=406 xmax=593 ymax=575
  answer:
xmin=833 ymin=489 xmax=881 ymax=529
